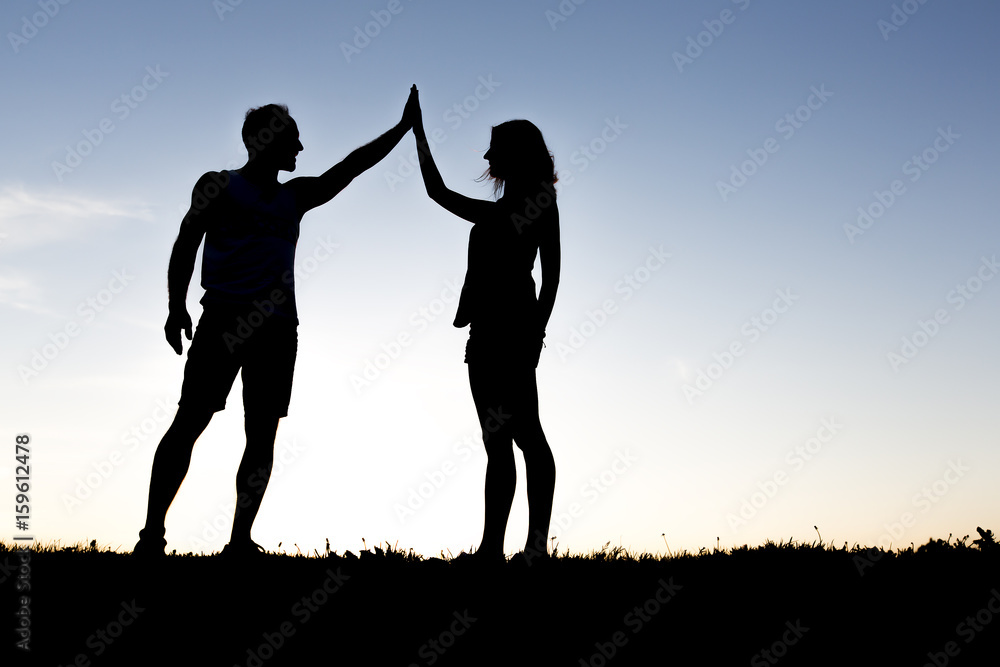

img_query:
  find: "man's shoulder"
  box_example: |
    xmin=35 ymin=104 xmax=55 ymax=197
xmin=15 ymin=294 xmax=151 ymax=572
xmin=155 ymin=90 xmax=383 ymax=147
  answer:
xmin=184 ymin=170 xmax=234 ymax=223
xmin=189 ymin=170 xmax=234 ymax=205
xmin=194 ymin=170 xmax=234 ymax=191
xmin=280 ymin=175 xmax=310 ymax=201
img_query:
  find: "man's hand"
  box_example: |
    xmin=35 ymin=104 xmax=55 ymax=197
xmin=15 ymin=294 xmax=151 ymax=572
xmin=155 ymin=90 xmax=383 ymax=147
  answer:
xmin=402 ymin=84 xmax=420 ymax=130
xmin=290 ymin=89 xmax=418 ymax=212
xmin=165 ymin=307 xmax=193 ymax=355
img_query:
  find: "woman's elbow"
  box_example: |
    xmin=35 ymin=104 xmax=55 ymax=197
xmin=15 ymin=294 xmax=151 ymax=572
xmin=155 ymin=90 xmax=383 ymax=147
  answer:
xmin=421 ymin=178 xmax=444 ymax=200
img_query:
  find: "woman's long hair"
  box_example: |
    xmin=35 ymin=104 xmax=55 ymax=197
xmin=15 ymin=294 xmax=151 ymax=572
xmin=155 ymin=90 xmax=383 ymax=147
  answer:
xmin=478 ymin=119 xmax=557 ymax=199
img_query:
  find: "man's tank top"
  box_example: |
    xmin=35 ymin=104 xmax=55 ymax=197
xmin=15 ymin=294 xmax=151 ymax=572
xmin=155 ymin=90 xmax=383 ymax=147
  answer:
xmin=200 ymin=170 xmax=303 ymax=320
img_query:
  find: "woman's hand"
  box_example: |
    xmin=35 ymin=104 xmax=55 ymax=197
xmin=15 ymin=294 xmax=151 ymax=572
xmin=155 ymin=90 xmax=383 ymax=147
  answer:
xmin=403 ymin=84 xmax=421 ymax=131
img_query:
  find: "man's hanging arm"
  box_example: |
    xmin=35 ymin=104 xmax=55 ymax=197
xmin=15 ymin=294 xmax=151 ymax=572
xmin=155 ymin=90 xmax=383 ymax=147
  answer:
xmin=164 ymin=173 xmax=214 ymax=354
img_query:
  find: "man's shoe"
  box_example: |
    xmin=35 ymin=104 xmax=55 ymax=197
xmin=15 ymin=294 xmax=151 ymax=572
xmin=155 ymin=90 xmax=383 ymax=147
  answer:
xmin=221 ymin=540 xmax=267 ymax=561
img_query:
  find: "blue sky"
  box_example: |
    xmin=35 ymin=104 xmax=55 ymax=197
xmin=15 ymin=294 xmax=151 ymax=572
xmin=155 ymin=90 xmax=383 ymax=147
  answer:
xmin=2 ymin=0 xmax=999 ymax=557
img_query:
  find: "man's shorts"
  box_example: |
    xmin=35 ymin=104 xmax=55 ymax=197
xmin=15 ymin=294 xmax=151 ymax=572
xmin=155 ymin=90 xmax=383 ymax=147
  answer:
xmin=178 ymin=305 xmax=297 ymax=417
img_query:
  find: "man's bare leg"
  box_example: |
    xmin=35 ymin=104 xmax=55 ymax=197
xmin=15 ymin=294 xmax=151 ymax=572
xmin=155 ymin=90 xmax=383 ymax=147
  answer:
xmin=229 ymin=412 xmax=280 ymax=547
xmin=137 ymin=406 xmax=214 ymax=552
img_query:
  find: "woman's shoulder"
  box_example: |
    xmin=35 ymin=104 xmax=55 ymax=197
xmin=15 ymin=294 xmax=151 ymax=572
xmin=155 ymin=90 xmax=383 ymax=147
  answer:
xmin=498 ymin=187 xmax=558 ymax=228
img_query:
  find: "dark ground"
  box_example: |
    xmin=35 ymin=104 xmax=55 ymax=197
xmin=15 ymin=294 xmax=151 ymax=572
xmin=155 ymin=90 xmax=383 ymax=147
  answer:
xmin=3 ymin=534 xmax=1000 ymax=666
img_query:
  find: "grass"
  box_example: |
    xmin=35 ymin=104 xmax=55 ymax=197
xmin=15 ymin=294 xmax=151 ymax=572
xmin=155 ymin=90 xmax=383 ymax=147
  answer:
xmin=13 ymin=526 xmax=996 ymax=559
xmin=3 ymin=530 xmax=1000 ymax=666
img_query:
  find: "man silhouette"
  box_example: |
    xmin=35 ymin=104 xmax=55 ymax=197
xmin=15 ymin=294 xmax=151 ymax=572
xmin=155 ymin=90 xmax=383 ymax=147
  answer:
xmin=134 ymin=89 xmax=416 ymax=559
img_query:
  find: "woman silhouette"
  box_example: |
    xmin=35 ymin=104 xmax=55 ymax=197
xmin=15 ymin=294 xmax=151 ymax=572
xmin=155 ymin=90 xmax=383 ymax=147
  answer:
xmin=411 ymin=86 xmax=560 ymax=561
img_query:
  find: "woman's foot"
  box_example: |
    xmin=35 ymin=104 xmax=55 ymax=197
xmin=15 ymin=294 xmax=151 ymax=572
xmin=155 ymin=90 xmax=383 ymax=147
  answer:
xmin=523 ymin=530 xmax=549 ymax=558
xmin=452 ymin=549 xmax=505 ymax=567
xmin=510 ymin=548 xmax=551 ymax=568
xmin=132 ymin=527 xmax=166 ymax=561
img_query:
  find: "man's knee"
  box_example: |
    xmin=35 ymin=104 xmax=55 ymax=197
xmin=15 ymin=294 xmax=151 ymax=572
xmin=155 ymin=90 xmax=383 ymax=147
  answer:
xmin=244 ymin=412 xmax=281 ymax=439
xmin=245 ymin=410 xmax=281 ymax=424
xmin=169 ymin=406 xmax=214 ymax=437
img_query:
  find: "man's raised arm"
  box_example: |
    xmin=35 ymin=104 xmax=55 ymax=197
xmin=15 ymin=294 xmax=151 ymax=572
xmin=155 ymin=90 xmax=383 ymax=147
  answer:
xmin=291 ymin=87 xmax=417 ymax=213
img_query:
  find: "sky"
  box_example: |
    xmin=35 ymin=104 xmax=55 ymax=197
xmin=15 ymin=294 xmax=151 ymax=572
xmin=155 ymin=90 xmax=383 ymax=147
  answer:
xmin=1 ymin=0 xmax=999 ymax=559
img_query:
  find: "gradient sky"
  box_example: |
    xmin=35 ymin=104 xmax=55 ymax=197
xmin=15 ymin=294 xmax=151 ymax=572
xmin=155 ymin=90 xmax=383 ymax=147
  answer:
xmin=2 ymin=0 xmax=999 ymax=558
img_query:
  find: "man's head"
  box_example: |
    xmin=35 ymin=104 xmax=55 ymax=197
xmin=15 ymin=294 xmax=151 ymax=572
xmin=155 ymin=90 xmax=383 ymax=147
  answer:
xmin=242 ymin=104 xmax=302 ymax=171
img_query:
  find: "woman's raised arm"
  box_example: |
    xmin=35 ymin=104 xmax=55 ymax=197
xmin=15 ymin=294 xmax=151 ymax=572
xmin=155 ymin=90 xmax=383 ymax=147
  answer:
xmin=412 ymin=86 xmax=499 ymax=225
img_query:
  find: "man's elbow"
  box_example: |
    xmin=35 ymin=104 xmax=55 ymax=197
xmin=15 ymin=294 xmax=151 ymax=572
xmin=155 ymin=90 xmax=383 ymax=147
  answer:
xmin=172 ymin=233 xmax=203 ymax=261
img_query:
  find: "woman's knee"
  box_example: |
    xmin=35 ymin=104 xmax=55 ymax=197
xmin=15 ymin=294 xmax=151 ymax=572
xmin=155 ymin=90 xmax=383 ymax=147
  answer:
xmin=482 ymin=435 xmax=514 ymax=459
xmin=511 ymin=423 xmax=548 ymax=451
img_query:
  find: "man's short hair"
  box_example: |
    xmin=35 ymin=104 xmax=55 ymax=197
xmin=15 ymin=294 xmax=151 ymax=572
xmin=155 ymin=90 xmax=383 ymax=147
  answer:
xmin=242 ymin=104 xmax=292 ymax=149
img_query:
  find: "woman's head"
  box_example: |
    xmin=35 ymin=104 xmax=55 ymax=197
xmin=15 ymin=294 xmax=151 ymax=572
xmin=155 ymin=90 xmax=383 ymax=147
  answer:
xmin=480 ymin=120 xmax=557 ymax=198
